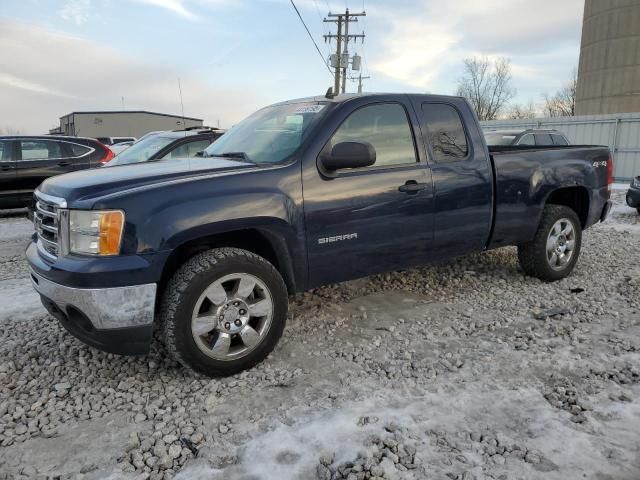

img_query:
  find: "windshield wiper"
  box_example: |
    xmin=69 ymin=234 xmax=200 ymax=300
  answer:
xmin=208 ymin=152 xmax=252 ymax=162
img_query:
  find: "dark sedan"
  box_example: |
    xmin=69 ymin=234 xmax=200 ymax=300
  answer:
xmin=0 ymin=135 xmax=113 ymax=209
xmin=626 ymin=176 xmax=640 ymax=214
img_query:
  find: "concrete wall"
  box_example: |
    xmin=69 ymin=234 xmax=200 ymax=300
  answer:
xmin=481 ymin=112 xmax=640 ymax=181
xmin=575 ymin=0 xmax=640 ymax=115
xmin=60 ymin=112 xmax=202 ymax=138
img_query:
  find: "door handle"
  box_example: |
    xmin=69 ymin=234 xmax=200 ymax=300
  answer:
xmin=0 ymin=165 xmax=12 ymax=171
xmin=57 ymin=160 xmax=72 ymax=167
xmin=398 ymin=180 xmax=427 ymax=194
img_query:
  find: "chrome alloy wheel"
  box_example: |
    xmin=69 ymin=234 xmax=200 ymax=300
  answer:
xmin=546 ymin=218 xmax=576 ymax=271
xmin=191 ymin=273 xmax=273 ymax=361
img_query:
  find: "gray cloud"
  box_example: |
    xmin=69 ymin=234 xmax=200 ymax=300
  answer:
xmin=0 ymin=20 xmax=265 ymax=134
xmin=368 ymin=0 xmax=583 ymax=93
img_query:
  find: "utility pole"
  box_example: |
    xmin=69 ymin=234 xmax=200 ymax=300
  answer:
xmin=355 ymin=74 xmax=371 ymax=93
xmin=324 ymin=8 xmax=365 ymax=95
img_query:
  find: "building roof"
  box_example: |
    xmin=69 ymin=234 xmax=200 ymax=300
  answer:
xmin=61 ymin=110 xmax=203 ymax=122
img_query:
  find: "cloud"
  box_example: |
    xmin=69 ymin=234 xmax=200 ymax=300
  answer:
xmin=368 ymin=0 xmax=583 ymax=93
xmin=59 ymin=0 xmax=92 ymax=25
xmin=0 ymin=73 xmax=77 ymax=98
xmin=132 ymin=0 xmax=202 ymax=21
xmin=0 ymin=20 xmax=265 ymax=134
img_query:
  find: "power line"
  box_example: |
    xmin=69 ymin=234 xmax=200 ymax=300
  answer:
xmin=289 ymin=0 xmax=333 ymax=77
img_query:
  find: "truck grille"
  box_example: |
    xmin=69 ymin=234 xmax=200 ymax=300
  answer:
xmin=34 ymin=193 xmax=65 ymax=259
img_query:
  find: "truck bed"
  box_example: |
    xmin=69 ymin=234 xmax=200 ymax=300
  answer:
xmin=487 ymin=145 xmax=611 ymax=249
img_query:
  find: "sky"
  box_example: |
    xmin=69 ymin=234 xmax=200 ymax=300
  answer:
xmin=0 ymin=0 xmax=585 ymax=134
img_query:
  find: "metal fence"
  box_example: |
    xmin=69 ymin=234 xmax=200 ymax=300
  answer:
xmin=480 ymin=112 xmax=640 ymax=181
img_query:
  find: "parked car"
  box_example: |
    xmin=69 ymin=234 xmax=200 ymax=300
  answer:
xmin=626 ymin=176 xmax=640 ymax=214
xmin=103 ymin=127 xmax=224 ymax=167
xmin=0 ymin=135 xmax=113 ymax=209
xmin=484 ymin=129 xmax=570 ymax=146
xmin=95 ymin=136 xmax=136 ymax=146
xmin=27 ymin=93 xmax=612 ymax=377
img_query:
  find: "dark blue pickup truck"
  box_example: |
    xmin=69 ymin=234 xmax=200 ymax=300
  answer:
xmin=27 ymin=93 xmax=613 ymax=376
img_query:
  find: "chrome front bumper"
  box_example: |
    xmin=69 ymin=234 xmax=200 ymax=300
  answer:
xmin=30 ymin=270 xmax=156 ymax=330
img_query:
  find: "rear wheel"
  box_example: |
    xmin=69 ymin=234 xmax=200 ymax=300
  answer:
xmin=518 ymin=205 xmax=582 ymax=281
xmin=159 ymin=248 xmax=288 ymax=377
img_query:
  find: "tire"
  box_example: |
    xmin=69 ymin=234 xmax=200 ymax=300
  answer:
xmin=159 ymin=248 xmax=288 ymax=377
xmin=517 ymin=205 xmax=582 ymax=282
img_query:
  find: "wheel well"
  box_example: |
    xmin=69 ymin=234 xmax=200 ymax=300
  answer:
xmin=157 ymin=229 xmax=295 ymax=305
xmin=546 ymin=186 xmax=589 ymax=227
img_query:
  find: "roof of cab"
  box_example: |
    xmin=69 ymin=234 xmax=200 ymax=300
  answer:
xmin=270 ymin=92 xmax=467 ymax=106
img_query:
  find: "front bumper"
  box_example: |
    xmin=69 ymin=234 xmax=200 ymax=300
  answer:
xmin=30 ymin=269 xmax=156 ymax=355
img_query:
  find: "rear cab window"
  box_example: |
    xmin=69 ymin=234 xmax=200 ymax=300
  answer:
xmin=421 ymin=103 xmax=469 ymax=163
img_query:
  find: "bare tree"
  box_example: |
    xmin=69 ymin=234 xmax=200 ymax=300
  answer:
xmin=542 ymin=68 xmax=577 ymax=117
xmin=456 ymin=56 xmax=516 ymax=121
xmin=0 ymin=127 xmax=21 ymax=135
xmin=506 ymin=100 xmax=538 ymax=119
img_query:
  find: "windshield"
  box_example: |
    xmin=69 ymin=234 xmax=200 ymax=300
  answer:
xmin=484 ymin=133 xmax=517 ymax=146
xmin=106 ymin=135 xmax=176 ymax=166
xmin=203 ymin=102 xmax=329 ymax=164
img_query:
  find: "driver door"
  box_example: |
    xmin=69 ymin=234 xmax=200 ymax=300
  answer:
xmin=303 ymin=100 xmax=434 ymax=288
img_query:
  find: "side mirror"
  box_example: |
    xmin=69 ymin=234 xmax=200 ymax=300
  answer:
xmin=321 ymin=141 xmax=376 ymax=171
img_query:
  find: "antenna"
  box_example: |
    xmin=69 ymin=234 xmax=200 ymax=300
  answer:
xmin=177 ymin=77 xmax=186 ymax=136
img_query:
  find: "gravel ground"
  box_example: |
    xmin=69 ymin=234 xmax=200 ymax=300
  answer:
xmin=0 ymin=190 xmax=638 ymax=480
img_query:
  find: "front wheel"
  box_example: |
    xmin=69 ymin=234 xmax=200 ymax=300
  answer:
xmin=159 ymin=248 xmax=288 ymax=377
xmin=518 ymin=205 xmax=582 ymax=281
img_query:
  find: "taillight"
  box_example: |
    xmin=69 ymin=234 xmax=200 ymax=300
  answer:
xmin=606 ymin=155 xmax=613 ymax=192
xmin=99 ymin=146 xmax=115 ymax=165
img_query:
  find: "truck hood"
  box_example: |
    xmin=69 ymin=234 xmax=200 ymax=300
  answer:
xmin=38 ymin=157 xmax=255 ymax=204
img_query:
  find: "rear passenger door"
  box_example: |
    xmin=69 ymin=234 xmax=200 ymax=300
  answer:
xmin=414 ymin=101 xmax=493 ymax=258
xmin=15 ymin=139 xmax=76 ymax=191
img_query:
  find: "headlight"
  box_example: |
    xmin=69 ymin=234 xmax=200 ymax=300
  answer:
xmin=69 ymin=210 xmax=124 ymax=255
xmin=633 ymin=177 xmax=640 ymax=188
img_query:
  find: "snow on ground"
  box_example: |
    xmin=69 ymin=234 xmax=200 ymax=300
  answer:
xmin=0 ymin=198 xmax=638 ymax=480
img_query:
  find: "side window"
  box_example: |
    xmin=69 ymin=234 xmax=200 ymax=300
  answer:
xmin=329 ymin=103 xmax=417 ymax=167
xmin=163 ymin=139 xmax=213 ymax=159
xmin=552 ymin=135 xmax=568 ymax=146
xmin=20 ymin=140 xmax=62 ymax=160
xmin=0 ymin=140 xmax=9 ymax=161
xmin=535 ymin=134 xmax=553 ymax=146
xmin=421 ymin=103 xmax=469 ymax=163
xmin=69 ymin=143 xmax=92 ymax=157
xmin=518 ymin=134 xmax=535 ymax=145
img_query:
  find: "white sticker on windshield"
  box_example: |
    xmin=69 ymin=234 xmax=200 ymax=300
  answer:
xmin=293 ymin=104 xmax=325 ymax=114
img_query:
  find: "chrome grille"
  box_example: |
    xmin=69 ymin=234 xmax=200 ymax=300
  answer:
xmin=34 ymin=192 xmax=66 ymax=259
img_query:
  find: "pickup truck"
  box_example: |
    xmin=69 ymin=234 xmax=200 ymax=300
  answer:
xmin=27 ymin=93 xmax=613 ymax=377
